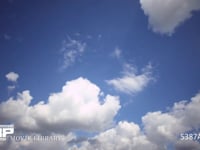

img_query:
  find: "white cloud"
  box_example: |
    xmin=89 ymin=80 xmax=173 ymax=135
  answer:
xmin=7 ymin=85 xmax=16 ymax=90
xmin=142 ymin=92 xmax=200 ymax=149
xmin=106 ymin=63 xmax=153 ymax=95
xmin=75 ymin=121 xmax=158 ymax=150
xmin=5 ymin=72 xmax=19 ymax=82
xmin=0 ymin=77 xmax=121 ymax=133
xmin=5 ymin=72 xmax=19 ymax=92
xmin=1 ymin=88 xmax=200 ymax=149
xmin=60 ymin=36 xmax=86 ymax=69
xmin=74 ymin=92 xmax=200 ymax=150
xmin=142 ymin=111 xmax=186 ymax=148
xmin=7 ymin=85 xmax=17 ymax=94
xmin=140 ymin=0 xmax=200 ymax=35
xmin=2 ymin=72 xmax=200 ymax=150
xmin=112 ymin=47 xmax=121 ymax=59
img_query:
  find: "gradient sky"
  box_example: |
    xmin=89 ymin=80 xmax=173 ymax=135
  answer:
xmin=1 ymin=0 xmax=200 ymax=150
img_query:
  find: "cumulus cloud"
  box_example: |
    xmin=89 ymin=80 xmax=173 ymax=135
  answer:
xmin=142 ymin=92 xmax=200 ymax=149
xmin=5 ymin=72 xmax=19 ymax=82
xmin=1 ymin=74 xmax=200 ymax=149
xmin=60 ymin=36 xmax=86 ymax=69
xmin=140 ymin=0 xmax=200 ymax=35
xmin=75 ymin=121 xmax=158 ymax=150
xmin=1 ymin=90 xmax=200 ymax=149
xmin=0 ymin=77 xmax=121 ymax=133
xmin=72 ymin=92 xmax=200 ymax=150
xmin=106 ymin=63 xmax=153 ymax=95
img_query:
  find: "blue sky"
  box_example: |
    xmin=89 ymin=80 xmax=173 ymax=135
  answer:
xmin=1 ymin=0 xmax=200 ymax=149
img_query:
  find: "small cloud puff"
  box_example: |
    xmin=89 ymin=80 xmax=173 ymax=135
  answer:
xmin=5 ymin=72 xmax=19 ymax=82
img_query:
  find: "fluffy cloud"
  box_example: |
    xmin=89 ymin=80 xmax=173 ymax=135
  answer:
xmin=0 ymin=77 xmax=121 ymax=133
xmin=142 ymin=92 xmax=200 ymax=149
xmin=60 ymin=36 xmax=86 ymax=69
xmin=74 ymin=92 xmax=200 ymax=150
xmin=1 ymin=76 xmax=200 ymax=149
xmin=106 ymin=63 xmax=153 ymax=95
xmin=1 ymin=90 xmax=200 ymax=149
xmin=140 ymin=0 xmax=200 ymax=35
xmin=5 ymin=72 xmax=19 ymax=82
xmin=75 ymin=121 xmax=158 ymax=150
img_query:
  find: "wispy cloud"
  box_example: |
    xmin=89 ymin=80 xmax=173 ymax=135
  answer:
xmin=60 ymin=36 xmax=86 ymax=69
xmin=106 ymin=63 xmax=153 ymax=95
xmin=4 ymin=34 xmax=12 ymax=40
xmin=140 ymin=0 xmax=200 ymax=35
xmin=112 ymin=47 xmax=121 ymax=59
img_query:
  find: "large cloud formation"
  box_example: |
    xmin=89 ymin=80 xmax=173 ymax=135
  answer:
xmin=1 ymin=77 xmax=200 ymax=149
xmin=0 ymin=77 xmax=121 ymax=133
xmin=140 ymin=0 xmax=200 ymax=35
xmin=75 ymin=93 xmax=200 ymax=150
